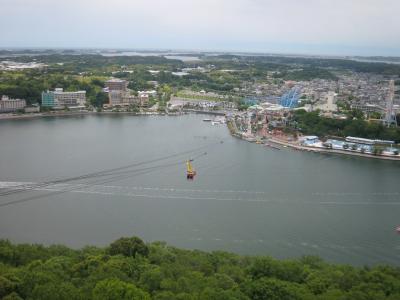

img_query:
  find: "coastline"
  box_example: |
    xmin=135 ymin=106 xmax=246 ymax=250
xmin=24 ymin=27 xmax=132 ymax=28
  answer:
xmin=226 ymin=119 xmax=400 ymax=161
xmin=266 ymin=137 xmax=400 ymax=161
xmin=0 ymin=111 xmax=94 ymax=121
xmin=3 ymin=111 xmax=400 ymax=161
xmin=0 ymin=109 xmax=224 ymax=121
xmin=0 ymin=110 xmax=179 ymax=121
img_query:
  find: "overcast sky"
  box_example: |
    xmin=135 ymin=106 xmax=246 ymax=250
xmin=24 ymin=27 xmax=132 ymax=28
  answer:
xmin=1 ymin=0 xmax=399 ymax=56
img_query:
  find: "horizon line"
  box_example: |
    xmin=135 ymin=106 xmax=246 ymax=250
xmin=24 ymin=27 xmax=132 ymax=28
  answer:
xmin=0 ymin=46 xmax=400 ymax=59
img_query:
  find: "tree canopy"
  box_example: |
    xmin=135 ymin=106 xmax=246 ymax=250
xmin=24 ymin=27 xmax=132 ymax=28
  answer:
xmin=0 ymin=237 xmax=399 ymax=299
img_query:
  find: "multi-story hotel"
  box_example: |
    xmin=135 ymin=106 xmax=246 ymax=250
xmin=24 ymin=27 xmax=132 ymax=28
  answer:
xmin=42 ymin=88 xmax=86 ymax=108
xmin=0 ymin=96 xmax=26 ymax=113
xmin=105 ymin=79 xmax=128 ymax=92
xmin=105 ymin=79 xmax=139 ymax=106
xmin=109 ymin=90 xmax=139 ymax=106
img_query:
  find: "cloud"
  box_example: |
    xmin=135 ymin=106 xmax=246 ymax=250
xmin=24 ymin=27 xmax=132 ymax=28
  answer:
xmin=0 ymin=0 xmax=399 ymax=55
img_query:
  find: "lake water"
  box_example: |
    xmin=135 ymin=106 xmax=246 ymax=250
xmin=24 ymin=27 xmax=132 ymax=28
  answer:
xmin=0 ymin=114 xmax=399 ymax=266
xmin=100 ymin=52 xmax=200 ymax=61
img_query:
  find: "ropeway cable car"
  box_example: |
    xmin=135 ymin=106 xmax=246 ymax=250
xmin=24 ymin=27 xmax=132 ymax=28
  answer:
xmin=186 ymin=160 xmax=196 ymax=180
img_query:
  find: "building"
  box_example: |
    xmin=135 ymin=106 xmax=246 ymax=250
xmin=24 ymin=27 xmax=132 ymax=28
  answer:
xmin=24 ymin=105 xmax=40 ymax=113
xmin=345 ymin=136 xmax=395 ymax=145
xmin=109 ymin=90 xmax=124 ymax=106
xmin=300 ymin=135 xmax=321 ymax=146
xmin=0 ymin=96 xmax=26 ymax=113
xmin=351 ymin=103 xmax=384 ymax=114
xmin=138 ymin=94 xmax=149 ymax=107
xmin=108 ymin=90 xmax=138 ymax=107
xmin=105 ymin=78 xmax=144 ymax=107
xmin=54 ymin=88 xmax=86 ymax=107
xmin=105 ymin=79 xmax=128 ymax=91
xmin=138 ymin=90 xmax=157 ymax=98
xmin=41 ymin=91 xmax=55 ymax=107
xmin=42 ymin=88 xmax=86 ymax=108
xmin=302 ymin=92 xmax=338 ymax=114
xmin=105 ymin=79 xmax=132 ymax=106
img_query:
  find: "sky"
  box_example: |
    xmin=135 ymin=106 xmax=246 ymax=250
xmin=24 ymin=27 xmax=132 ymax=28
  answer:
xmin=1 ymin=0 xmax=399 ymax=56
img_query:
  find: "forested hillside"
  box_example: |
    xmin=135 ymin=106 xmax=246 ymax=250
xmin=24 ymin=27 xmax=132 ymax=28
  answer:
xmin=1 ymin=236 xmax=400 ymax=300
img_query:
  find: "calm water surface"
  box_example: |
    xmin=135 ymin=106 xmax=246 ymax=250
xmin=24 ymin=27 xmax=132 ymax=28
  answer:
xmin=0 ymin=114 xmax=399 ymax=266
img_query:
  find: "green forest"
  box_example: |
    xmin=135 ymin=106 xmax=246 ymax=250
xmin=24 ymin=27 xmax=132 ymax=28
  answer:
xmin=1 ymin=236 xmax=400 ymax=300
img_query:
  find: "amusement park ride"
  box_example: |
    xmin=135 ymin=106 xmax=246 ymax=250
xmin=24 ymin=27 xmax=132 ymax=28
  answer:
xmin=280 ymin=87 xmax=301 ymax=108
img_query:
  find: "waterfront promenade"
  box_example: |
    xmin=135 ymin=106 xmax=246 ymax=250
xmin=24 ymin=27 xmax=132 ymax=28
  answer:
xmin=226 ymin=118 xmax=400 ymax=161
xmin=267 ymin=137 xmax=400 ymax=161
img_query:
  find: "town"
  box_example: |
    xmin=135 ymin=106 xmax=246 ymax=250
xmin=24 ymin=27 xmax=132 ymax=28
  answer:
xmin=1 ymin=51 xmax=400 ymax=160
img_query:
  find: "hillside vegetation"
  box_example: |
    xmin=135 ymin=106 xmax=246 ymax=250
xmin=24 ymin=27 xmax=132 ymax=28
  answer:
xmin=1 ymin=236 xmax=400 ymax=299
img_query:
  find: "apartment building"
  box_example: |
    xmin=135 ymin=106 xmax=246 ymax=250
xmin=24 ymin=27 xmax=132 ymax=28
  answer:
xmin=0 ymin=96 xmax=26 ymax=112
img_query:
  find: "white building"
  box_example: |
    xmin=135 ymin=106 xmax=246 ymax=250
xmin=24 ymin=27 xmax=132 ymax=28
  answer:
xmin=138 ymin=90 xmax=157 ymax=97
xmin=53 ymin=88 xmax=86 ymax=107
xmin=24 ymin=105 xmax=40 ymax=113
xmin=0 ymin=96 xmax=26 ymax=113
xmin=313 ymin=91 xmax=338 ymax=112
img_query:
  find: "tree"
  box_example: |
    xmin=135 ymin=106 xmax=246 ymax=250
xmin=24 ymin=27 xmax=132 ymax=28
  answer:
xmin=92 ymin=92 xmax=109 ymax=108
xmin=139 ymin=266 xmax=163 ymax=292
xmin=242 ymin=278 xmax=312 ymax=300
xmin=2 ymin=292 xmax=23 ymax=300
xmin=248 ymin=257 xmax=307 ymax=283
xmin=347 ymin=109 xmax=365 ymax=120
xmin=93 ymin=278 xmax=150 ymax=300
xmin=0 ymin=276 xmax=17 ymax=298
xmin=199 ymin=287 xmax=249 ymax=300
xmin=108 ymin=237 xmax=149 ymax=258
xmin=2 ymin=237 xmax=400 ymax=300
xmin=30 ymin=282 xmax=81 ymax=300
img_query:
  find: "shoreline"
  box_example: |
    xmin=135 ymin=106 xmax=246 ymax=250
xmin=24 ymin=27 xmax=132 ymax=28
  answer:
xmin=0 ymin=109 xmax=226 ymax=121
xmin=266 ymin=137 xmax=400 ymax=161
xmin=3 ymin=111 xmax=400 ymax=161
xmin=226 ymin=119 xmax=400 ymax=161
xmin=0 ymin=111 xmax=94 ymax=121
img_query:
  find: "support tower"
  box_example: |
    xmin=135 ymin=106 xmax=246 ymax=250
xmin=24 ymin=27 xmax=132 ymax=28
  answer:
xmin=382 ymin=80 xmax=397 ymax=127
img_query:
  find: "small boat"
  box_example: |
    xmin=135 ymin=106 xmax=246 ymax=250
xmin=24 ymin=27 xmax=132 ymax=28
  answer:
xmin=203 ymin=118 xmax=212 ymax=122
xmin=396 ymin=226 xmax=400 ymax=234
